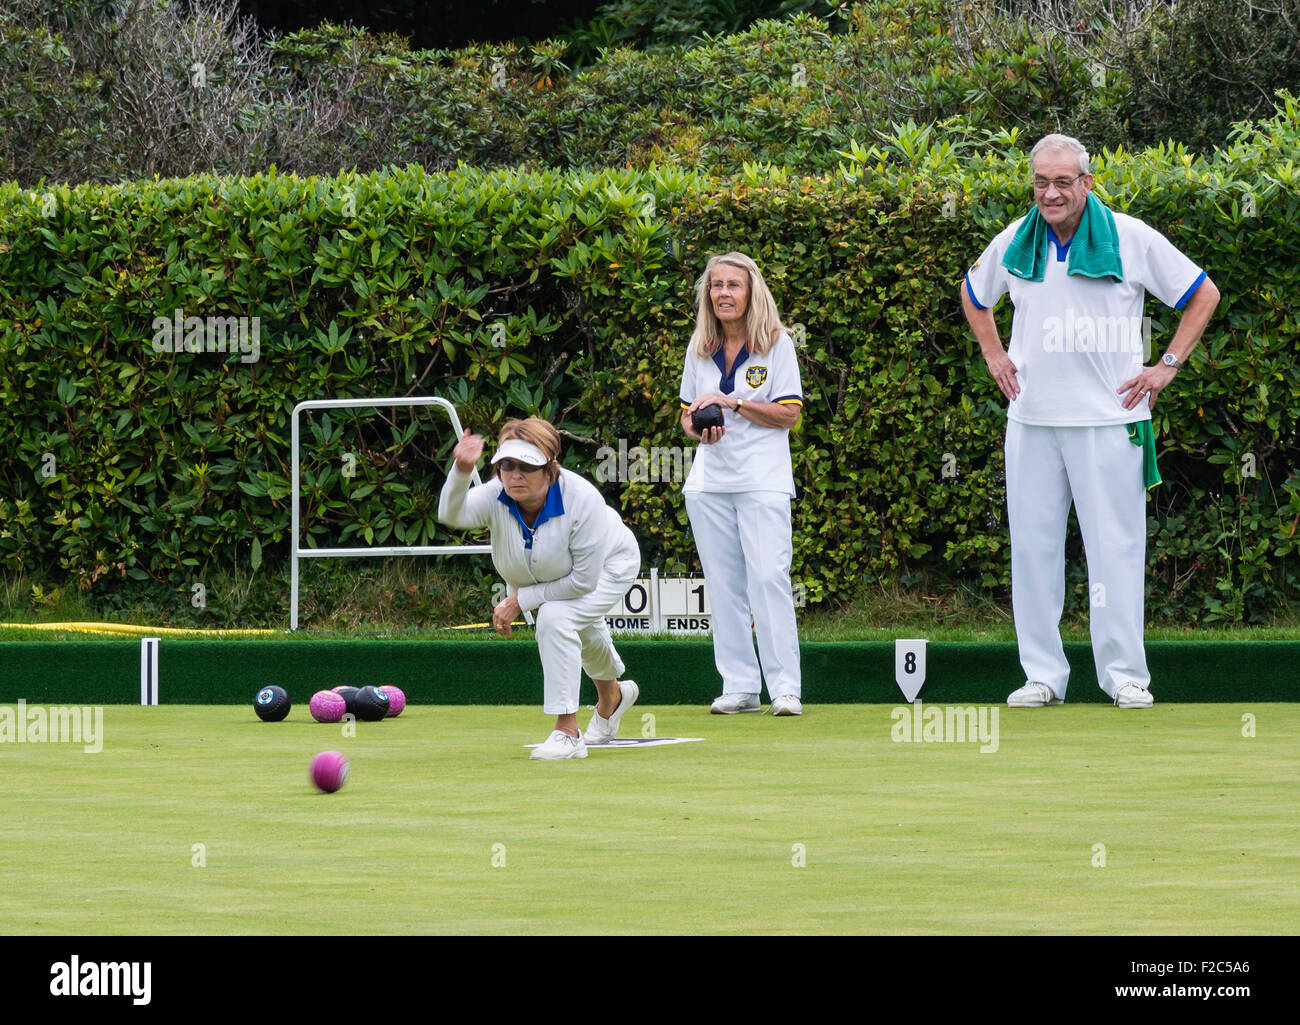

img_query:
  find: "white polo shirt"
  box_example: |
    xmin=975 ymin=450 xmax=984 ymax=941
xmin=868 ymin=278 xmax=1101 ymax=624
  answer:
xmin=679 ymin=332 xmax=803 ymax=495
xmin=966 ymin=210 xmax=1206 ymax=426
xmin=438 ymin=466 xmax=639 ymax=613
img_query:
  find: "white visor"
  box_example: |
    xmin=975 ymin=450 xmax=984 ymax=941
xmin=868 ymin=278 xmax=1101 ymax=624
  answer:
xmin=491 ymin=439 xmax=550 ymax=466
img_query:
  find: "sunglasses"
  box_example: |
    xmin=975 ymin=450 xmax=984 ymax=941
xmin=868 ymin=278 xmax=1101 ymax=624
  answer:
xmin=496 ymin=459 xmax=546 ymax=474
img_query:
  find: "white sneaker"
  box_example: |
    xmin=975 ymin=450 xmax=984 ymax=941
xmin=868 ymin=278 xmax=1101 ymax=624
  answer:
xmin=585 ymin=680 xmax=639 ymax=746
xmin=710 ymin=692 xmax=761 ymax=714
xmin=1114 ymin=683 xmax=1154 ymax=708
xmin=1006 ymin=682 xmax=1062 ymax=707
xmin=529 ymin=729 xmax=588 ymax=760
xmin=770 ymin=694 xmax=803 ymax=716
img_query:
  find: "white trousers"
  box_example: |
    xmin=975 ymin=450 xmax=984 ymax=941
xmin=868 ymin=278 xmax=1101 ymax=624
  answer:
xmin=1005 ymin=420 xmax=1150 ymax=699
xmin=536 ymin=539 xmax=640 ymax=715
xmin=685 ymin=490 xmax=801 ymax=700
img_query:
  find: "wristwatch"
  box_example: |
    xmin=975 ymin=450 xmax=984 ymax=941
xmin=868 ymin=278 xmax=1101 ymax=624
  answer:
xmin=1161 ymin=352 xmax=1183 ymax=370
xmin=735 ymin=398 xmax=745 ymax=413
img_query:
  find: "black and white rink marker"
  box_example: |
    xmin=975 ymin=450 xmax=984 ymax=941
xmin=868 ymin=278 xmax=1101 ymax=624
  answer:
xmin=140 ymin=637 xmax=160 ymax=705
xmin=895 ymin=638 xmax=927 ymax=703
xmin=525 ymin=737 xmax=704 ymax=750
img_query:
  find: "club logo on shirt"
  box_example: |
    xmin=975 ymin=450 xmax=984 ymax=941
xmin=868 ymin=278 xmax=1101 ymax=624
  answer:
xmin=745 ymin=366 xmax=767 ymax=388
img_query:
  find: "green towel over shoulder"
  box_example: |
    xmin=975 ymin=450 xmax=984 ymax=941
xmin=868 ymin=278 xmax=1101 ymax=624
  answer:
xmin=1127 ymin=420 xmax=1161 ymax=491
xmin=1001 ymin=192 xmax=1123 ymax=283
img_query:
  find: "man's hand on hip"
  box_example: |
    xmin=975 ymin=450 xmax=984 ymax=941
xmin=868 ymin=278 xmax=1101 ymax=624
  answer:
xmin=1118 ymin=363 xmax=1177 ymax=411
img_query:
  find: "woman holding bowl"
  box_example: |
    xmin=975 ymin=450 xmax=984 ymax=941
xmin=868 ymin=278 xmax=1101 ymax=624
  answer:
xmin=680 ymin=251 xmax=805 ymax=716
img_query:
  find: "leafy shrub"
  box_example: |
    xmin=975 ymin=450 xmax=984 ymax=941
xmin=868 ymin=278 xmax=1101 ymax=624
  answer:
xmin=1108 ymin=0 xmax=1300 ymax=152
xmin=11 ymin=1 xmax=1289 ymax=186
xmin=2 ymin=98 xmax=1297 ymax=622
xmin=559 ymin=0 xmax=838 ymax=65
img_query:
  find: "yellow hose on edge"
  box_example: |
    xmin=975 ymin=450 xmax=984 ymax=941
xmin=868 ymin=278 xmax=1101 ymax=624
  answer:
xmin=0 ymin=622 xmax=280 ymax=637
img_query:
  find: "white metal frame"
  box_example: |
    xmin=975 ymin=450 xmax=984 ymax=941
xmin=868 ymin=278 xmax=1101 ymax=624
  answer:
xmin=289 ymin=396 xmax=492 ymax=630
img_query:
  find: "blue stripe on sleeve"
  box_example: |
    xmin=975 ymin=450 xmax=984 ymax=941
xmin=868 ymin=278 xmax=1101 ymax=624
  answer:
xmin=965 ymin=272 xmax=988 ymax=311
xmin=1174 ymin=271 xmax=1207 ymax=310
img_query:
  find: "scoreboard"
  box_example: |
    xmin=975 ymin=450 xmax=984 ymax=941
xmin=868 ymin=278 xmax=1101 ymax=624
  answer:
xmin=603 ymin=570 xmax=712 ymax=634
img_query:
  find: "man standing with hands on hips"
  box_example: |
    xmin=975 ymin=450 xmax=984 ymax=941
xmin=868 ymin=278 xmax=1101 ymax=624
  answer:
xmin=961 ymin=134 xmax=1220 ymax=709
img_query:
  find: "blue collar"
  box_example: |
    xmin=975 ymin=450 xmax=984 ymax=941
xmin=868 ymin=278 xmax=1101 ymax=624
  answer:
xmin=1048 ymin=226 xmax=1071 ymax=262
xmin=498 ymin=479 xmax=565 ymax=548
xmin=712 ymin=344 xmax=749 ymax=395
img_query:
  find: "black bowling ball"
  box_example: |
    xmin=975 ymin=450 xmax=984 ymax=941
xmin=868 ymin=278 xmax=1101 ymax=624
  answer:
xmin=254 ymin=685 xmax=291 ymax=722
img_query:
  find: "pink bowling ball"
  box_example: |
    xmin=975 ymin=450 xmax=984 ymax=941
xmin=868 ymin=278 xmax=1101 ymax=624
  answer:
xmin=310 ymin=751 xmax=349 ymax=793
xmin=309 ymin=690 xmax=347 ymax=723
xmin=379 ymin=685 xmax=406 ymax=717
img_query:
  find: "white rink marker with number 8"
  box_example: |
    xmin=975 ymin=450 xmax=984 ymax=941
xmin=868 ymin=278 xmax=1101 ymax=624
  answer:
xmin=895 ymin=639 xmax=927 ymax=703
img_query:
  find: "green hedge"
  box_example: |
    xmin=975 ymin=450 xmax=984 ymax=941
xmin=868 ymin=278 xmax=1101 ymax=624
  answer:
xmin=2 ymin=100 xmax=1298 ymax=622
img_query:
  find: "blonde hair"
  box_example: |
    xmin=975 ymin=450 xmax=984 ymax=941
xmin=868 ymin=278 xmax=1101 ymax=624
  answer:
xmin=495 ymin=417 xmax=561 ymax=484
xmin=689 ymin=252 xmax=786 ymax=359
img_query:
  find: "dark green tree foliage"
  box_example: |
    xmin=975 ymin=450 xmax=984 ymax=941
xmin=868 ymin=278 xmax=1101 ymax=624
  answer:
xmin=559 ymin=0 xmax=837 ymax=64
xmin=11 ymin=1 xmax=1300 ymax=186
xmin=241 ymin=0 xmax=607 ymax=49
xmin=1114 ymin=0 xmax=1300 ymax=152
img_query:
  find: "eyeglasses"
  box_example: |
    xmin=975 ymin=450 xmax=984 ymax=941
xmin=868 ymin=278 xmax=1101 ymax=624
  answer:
xmin=1032 ymin=174 xmax=1086 ymax=192
xmin=496 ymin=459 xmax=546 ymax=474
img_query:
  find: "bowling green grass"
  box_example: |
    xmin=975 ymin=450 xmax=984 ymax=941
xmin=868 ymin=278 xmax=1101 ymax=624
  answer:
xmin=1 ymin=705 xmax=1297 ymax=935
